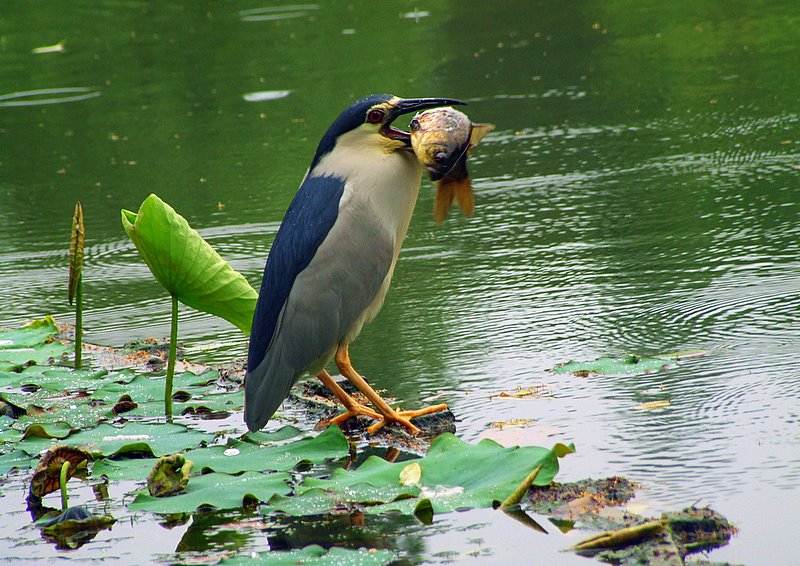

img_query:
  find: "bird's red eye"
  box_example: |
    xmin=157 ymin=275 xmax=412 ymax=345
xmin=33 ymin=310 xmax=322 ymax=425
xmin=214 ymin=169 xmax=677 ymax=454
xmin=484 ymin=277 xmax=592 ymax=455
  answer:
xmin=367 ymin=109 xmax=384 ymax=124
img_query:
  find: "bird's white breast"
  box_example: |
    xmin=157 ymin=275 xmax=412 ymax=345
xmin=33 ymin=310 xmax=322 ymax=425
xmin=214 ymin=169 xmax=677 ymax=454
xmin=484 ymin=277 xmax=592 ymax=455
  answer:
xmin=312 ymin=131 xmax=423 ymax=340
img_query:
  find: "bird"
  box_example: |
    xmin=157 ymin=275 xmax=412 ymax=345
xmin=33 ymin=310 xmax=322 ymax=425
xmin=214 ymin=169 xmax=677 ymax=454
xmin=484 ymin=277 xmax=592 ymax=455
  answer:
xmin=244 ymin=94 xmax=466 ymax=435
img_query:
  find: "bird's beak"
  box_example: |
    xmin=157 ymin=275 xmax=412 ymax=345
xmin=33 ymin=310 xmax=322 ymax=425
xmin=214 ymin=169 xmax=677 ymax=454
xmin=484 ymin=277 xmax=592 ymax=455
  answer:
xmin=381 ymin=97 xmax=467 ymax=147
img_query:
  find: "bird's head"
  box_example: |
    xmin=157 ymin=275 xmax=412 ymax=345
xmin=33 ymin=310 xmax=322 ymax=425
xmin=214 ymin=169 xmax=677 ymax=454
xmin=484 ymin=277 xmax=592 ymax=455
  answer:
xmin=309 ymin=94 xmax=466 ymax=170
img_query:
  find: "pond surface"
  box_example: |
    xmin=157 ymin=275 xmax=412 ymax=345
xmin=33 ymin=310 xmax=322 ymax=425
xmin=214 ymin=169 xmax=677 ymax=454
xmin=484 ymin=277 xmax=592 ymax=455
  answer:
xmin=2 ymin=1 xmax=799 ymax=563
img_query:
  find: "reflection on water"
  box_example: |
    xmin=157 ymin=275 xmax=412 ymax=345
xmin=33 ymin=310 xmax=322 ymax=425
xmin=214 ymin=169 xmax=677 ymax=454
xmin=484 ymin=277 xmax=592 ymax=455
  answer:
xmin=1 ymin=1 xmax=799 ymax=563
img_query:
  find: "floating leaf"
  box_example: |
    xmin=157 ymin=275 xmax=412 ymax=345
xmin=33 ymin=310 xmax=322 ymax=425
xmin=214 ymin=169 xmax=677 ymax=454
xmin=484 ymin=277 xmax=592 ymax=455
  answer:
xmin=0 ymin=449 xmax=38 ymax=474
xmin=183 ymin=425 xmax=348 ymax=474
xmin=0 ymin=317 xmax=59 ymax=349
xmin=265 ymin=435 xmax=574 ymax=518
xmin=120 ymin=194 xmax=258 ymax=333
xmin=219 ymin=545 xmax=395 ymax=565
xmin=129 ymin=470 xmax=292 ymax=513
xmin=636 ymin=400 xmax=671 ymax=411
xmin=16 ymin=422 xmax=212 ymax=459
xmin=554 ymin=355 xmax=671 ymax=376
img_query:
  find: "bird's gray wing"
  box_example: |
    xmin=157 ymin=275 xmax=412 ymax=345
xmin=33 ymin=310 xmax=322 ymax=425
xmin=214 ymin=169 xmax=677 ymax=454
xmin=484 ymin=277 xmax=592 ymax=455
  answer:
xmin=245 ymin=177 xmax=393 ymax=431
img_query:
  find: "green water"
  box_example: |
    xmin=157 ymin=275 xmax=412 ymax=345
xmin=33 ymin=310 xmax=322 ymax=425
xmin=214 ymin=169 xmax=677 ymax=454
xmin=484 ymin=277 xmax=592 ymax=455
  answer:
xmin=2 ymin=1 xmax=799 ymax=563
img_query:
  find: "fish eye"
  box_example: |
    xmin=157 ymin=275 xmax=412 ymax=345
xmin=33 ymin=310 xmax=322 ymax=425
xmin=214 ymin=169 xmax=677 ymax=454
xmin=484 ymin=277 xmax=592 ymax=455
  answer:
xmin=367 ymin=109 xmax=385 ymax=124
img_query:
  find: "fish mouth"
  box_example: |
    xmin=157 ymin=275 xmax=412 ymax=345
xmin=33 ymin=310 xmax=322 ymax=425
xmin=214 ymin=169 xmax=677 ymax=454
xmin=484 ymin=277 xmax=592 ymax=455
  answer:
xmin=381 ymin=97 xmax=466 ymax=147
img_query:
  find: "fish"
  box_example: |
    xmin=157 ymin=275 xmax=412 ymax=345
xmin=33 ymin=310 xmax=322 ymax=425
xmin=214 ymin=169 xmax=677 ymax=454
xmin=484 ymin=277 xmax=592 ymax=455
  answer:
xmin=409 ymin=107 xmax=494 ymax=223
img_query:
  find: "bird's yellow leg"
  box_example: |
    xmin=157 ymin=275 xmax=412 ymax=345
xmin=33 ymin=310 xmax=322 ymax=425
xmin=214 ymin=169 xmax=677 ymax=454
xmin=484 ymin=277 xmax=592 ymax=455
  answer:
xmin=335 ymin=345 xmax=449 ymax=435
xmin=316 ymin=369 xmax=382 ymax=424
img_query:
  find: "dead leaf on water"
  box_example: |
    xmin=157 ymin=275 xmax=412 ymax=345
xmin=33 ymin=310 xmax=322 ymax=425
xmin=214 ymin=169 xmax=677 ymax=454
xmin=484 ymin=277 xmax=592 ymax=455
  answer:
xmin=491 ymin=385 xmax=552 ymax=400
xmin=636 ymin=400 xmax=671 ymax=411
xmin=490 ymin=418 xmax=535 ymax=430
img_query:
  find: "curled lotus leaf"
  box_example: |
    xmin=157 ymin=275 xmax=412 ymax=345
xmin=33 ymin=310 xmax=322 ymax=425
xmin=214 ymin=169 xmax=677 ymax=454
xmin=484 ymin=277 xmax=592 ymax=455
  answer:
xmin=28 ymin=445 xmax=91 ymax=501
xmin=147 ymin=453 xmax=193 ymax=497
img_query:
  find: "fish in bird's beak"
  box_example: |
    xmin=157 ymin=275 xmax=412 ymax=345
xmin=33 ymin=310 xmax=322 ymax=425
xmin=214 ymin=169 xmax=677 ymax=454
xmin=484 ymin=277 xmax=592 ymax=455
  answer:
xmin=408 ymin=107 xmax=494 ymax=223
xmin=380 ymin=97 xmax=466 ymax=146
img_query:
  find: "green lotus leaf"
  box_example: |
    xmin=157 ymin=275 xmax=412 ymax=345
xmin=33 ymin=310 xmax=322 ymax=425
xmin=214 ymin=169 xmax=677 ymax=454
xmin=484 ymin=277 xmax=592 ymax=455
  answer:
xmin=129 ymin=470 xmax=292 ymax=513
xmin=554 ymin=355 xmax=671 ymax=376
xmin=90 ymin=425 xmax=318 ymax=482
xmin=219 ymin=545 xmax=396 ymax=565
xmin=0 ymin=449 xmax=38 ymax=474
xmin=183 ymin=425 xmax=348 ymax=474
xmin=0 ymin=317 xmax=59 ymax=348
xmin=121 ymin=194 xmax=258 ymax=333
xmin=264 ymin=434 xmax=574 ymax=518
xmin=16 ymin=422 xmax=212 ymax=458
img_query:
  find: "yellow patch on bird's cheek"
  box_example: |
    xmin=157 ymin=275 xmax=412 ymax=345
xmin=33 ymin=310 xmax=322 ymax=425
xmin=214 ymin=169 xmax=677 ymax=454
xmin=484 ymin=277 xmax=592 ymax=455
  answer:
xmin=378 ymin=135 xmax=408 ymax=154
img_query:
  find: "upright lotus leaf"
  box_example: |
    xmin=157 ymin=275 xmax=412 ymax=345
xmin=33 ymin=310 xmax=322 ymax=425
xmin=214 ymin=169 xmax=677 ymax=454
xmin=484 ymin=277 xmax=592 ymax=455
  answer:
xmin=120 ymin=194 xmax=258 ymax=333
xmin=68 ymin=201 xmax=84 ymax=368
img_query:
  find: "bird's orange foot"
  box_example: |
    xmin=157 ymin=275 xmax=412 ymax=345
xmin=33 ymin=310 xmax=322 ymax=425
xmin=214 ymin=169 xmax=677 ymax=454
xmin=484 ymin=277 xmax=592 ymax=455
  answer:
xmin=366 ymin=403 xmax=449 ymax=435
xmin=328 ymin=403 xmax=382 ymax=426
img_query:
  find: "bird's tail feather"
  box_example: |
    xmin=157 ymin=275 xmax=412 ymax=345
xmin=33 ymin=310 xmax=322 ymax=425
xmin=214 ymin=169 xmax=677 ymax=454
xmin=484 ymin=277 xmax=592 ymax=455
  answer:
xmin=244 ymin=348 xmax=298 ymax=432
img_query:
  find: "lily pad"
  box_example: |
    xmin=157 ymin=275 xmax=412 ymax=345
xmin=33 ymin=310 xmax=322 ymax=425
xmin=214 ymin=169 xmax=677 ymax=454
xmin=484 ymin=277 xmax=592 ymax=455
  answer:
xmin=554 ymin=355 xmax=671 ymax=376
xmin=184 ymin=425 xmax=348 ymax=474
xmin=0 ymin=317 xmax=70 ymax=370
xmin=129 ymin=470 xmax=292 ymax=513
xmin=0 ymin=317 xmax=60 ymax=349
xmin=0 ymin=449 xmax=38 ymax=474
xmin=265 ymin=434 xmax=574 ymax=518
xmin=121 ymin=194 xmax=258 ymax=333
xmin=16 ymin=422 xmax=212 ymax=458
xmin=219 ymin=545 xmax=396 ymax=565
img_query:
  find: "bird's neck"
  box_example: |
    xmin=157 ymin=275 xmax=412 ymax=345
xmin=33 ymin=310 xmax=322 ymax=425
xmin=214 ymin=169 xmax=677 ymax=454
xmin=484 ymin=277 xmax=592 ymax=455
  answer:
xmin=311 ymin=145 xmax=423 ymax=249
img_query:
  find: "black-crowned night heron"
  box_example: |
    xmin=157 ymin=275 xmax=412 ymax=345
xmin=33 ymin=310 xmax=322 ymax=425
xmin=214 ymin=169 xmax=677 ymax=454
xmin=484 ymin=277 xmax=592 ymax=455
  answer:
xmin=244 ymin=94 xmax=465 ymax=435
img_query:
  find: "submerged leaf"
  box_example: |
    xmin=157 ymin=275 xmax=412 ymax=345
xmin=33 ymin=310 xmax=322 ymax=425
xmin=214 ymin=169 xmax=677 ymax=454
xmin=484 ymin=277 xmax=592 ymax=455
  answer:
xmin=120 ymin=194 xmax=258 ymax=333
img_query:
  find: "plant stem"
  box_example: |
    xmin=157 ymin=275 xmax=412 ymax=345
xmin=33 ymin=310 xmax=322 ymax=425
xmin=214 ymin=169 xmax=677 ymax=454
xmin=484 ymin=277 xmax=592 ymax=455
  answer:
xmin=74 ymin=275 xmax=82 ymax=368
xmin=60 ymin=461 xmax=71 ymax=510
xmin=165 ymin=295 xmax=178 ymax=421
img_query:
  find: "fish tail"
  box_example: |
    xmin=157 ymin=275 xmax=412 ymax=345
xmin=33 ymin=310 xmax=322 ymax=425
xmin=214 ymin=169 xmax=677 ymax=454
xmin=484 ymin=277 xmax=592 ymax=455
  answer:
xmin=434 ymin=181 xmax=456 ymax=224
xmin=453 ymin=178 xmax=474 ymax=217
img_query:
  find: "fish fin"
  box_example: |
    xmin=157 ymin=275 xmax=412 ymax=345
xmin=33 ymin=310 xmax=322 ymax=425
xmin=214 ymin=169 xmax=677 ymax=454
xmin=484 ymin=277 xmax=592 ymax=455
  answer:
xmin=453 ymin=178 xmax=475 ymax=217
xmin=434 ymin=180 xmax=456 ymax=224
xmin=466 ymin=123 xmax=495 ymax=155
